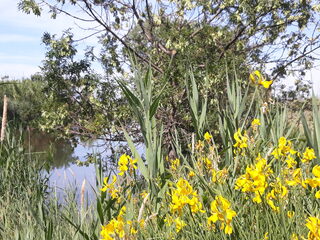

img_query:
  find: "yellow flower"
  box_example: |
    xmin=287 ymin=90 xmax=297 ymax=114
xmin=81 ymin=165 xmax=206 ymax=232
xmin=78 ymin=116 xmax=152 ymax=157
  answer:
xmin=306 ymin=216 xmax=320 ymax=240
xmin=304 ymin=178 xmax=320 ymax=188
xmin=272 ymin=137 xmax=296 ymax=159
xmin=233 ymin=129 xmax=248 ymax=155
xmin=291 ymin=233 xmax=299 ymax=240
xmin=171 ymin=158 xmax=180 ymax=171
xmin=129 ymin=158 xmax=137 ymax=170
xmin=287 ymin=211 xmax=295 ymax=219
xmin=169 ymin=178 xmax=204 ymax=215
xmin=249 ymin=70 xmax=273 ymax=89
xmin=118 ymin=154 xmax=129 ymax=176
xmin=207 ymin=195 xmax=236 ymax=235
xmin=302 ymin=147 xmax=316 ymax=163
xmin=305 ymin=165 xmax=320 ymax=196
xmin=188 ymin=170 xmax=195 ymax=178
xmin=117 ymin=154 xmax=137 ymax=175
xmin=234 ymin=129 xmax=248 ymax=149
xmin=286 ymin=155 xmax=297 ymax=169
xmin=212 ymin=168 xmax=228 ymax=183
xmin=266 ymin=178 xmax=288 ymax=212
xmin=204 ymin=132 xmax=213 ymax=141
xmin=203 ymin=157 xmax=212 ymax=169
xmin=101 ymin=207 xmax=126 ymax=240
xmin=270 ymin=179 xmax=288 ymax=199
xmin=285 ymin=168 xmax=304 ymax=187
xmin=235 ymin=157 xmax=272 ymax=203
xmin=101 ymin=175 xmax=117 ymax=192
xmin=313 ymin=165 xmax=320 ymax=178
xmin=127 ymin=220 xmax=138 ymax=235
xmin=251 ymin=118 xmax=261 ymax=128
xmin=174 ymin=217 xmax=186 ymax=233
xmin=100 ymin=223 xmax=115 ymax=240
xmin=263 ymin=232 xmax=269 ymax=240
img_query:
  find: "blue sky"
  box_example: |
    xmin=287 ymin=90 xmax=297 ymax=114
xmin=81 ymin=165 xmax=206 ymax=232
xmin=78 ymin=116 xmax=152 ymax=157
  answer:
xmin=1 ymin=0 xmax=320 ymax=94
xmin=0 ymin=0 xmax=101 ymax=79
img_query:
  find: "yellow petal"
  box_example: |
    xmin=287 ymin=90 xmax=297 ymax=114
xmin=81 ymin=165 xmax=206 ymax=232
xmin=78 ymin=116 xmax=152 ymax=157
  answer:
xmin=315 ymin=190 xmax=320 ymax=199
xmin=261 ymin=80 xmax=273 ymax=88
xmin=224 ymin=224 xmax=233 ymax=235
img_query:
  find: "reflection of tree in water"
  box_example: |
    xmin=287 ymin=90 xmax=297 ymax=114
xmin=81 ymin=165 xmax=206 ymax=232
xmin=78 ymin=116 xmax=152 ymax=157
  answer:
xmin=24 ymin=130 xmax=143 ymax=173
xmin=24 ymin=130 xmax=77 ymax=169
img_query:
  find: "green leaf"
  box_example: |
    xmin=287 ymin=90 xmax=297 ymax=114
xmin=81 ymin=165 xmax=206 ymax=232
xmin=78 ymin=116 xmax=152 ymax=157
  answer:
xmin=122 ymin=127 xmax=149 ymax=180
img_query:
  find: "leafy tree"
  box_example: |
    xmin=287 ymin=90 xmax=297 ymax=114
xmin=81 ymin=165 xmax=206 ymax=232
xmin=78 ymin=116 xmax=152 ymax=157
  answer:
xmin=18 ymin=0 xmax=320 ymax=150
xmin=19 ymin=0 xmax=320 ymax=77
xmin=0 ymin=78 xmax=45 ymax=125
xmin=38 ymin=31 xmax=135 ymax=145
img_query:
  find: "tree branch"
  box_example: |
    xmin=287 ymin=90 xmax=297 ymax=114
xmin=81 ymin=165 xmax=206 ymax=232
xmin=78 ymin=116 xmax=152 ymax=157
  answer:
xmin=82 ymin=0 xmax=163 ymax=73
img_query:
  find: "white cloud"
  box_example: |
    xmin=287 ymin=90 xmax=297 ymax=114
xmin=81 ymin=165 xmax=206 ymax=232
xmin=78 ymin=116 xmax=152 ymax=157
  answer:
xmin=307 ymin=68 xmax=320 ymax=95
xmin=0 ymin=53 xmax=40 ymax=61
xmin=0 ymin=0 xmax=103 ymax=41
xmin=0 ymin=34 xmax=37 ymax=42
xmin=0 ymin=63 xmax=40 ymax=79
xmin=0 ymin=0 xmax=104 ymax=78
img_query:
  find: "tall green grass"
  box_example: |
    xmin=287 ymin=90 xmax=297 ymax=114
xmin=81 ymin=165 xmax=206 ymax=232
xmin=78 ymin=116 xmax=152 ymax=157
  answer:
xmin=0 ymin=127 xmax=99 ymax=240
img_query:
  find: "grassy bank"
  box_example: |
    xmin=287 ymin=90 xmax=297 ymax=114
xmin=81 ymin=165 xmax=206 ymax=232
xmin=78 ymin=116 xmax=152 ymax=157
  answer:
xmin=0 ymin=127 xmax=99 ymax=240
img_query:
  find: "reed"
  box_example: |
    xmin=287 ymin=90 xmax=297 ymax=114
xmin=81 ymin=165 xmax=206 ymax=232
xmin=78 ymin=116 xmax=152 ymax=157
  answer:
xmin=0 ymin=95 xmax=8 ymax=142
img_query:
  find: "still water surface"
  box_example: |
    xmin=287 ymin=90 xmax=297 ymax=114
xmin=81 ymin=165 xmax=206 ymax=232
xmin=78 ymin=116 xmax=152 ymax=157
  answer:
xmin=25 ymin=131 xmax=104 ymax=201
xmin=26 ymin=131 xmax=144 ymax=202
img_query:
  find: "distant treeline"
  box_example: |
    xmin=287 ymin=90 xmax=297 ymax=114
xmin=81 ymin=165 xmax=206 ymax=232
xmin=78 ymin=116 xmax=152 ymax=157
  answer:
xmin=0 ymin=75 xmax=45 ymax=127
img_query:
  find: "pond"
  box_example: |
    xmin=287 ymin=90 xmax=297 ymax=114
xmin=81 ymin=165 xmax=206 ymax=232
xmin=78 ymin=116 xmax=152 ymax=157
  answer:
xmin=24 ymin=130 xmax=145 ymax=203
xmin=24 ymin=131 xmax=111 ymax=202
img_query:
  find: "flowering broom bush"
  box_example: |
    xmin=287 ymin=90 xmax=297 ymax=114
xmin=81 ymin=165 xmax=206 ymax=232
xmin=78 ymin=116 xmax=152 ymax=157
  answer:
xmin=98 ymin=130 xmax=320 ymax=239
xmin=93 ymin=69 xmax=320 ymax=240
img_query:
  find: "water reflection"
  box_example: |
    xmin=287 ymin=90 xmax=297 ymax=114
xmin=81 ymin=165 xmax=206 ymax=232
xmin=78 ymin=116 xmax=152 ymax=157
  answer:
xmin=24 ymin=130 xmax=99 ymax=202
xmin=24 ymin=130 xmax=144 ymax=203
xmin=24 ymin=130 xmax=77 ymax=169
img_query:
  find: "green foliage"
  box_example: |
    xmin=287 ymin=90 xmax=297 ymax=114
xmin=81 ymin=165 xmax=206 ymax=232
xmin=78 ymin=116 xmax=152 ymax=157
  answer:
xmin=118 ymin=65 xmax=166 ymax=198
xmin=38 ymin=32 xmax=129 ymax=141
xmin=185 ymin=70 xmax=208 ymax=139
xmin=0 ymin=78 xmax=45 ymax=126
xmin=301 ymin=96 xmax=320 ymax=160
xmin=17 ymin=0 xmax=320 ymax=148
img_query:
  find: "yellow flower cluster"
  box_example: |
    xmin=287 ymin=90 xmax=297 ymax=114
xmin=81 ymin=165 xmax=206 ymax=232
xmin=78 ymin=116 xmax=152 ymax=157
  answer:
xmin=265 ymin=178 xmax=288 ymax=212
xmin=249 ymin=70 xmax=273 ymax=89
xmin=211 ymin=168 xmax=228 ymax=184
xmin=302 ymin=147 xmax=316 ymax=163
xmin=118 ymin=154 xmax=137 ymax=176
xmin=251 ymin=118 xmax=261 ymax=128
xmin=174 ymin=217 xmax=186 ymax=233
xmin=283 ymin=168 xmax=304 ymax=187
xmin=236 ymin=136 xmax=319 ymax=215
xmin=271 ymin=137 xmax=296 ymax=159
xmin=207 ymin=195 xmax=236 ymax=235
xmin=235 ymin=156 xmax=273 ymax=203
xmin=304 ymin=165 xmax=320 ymax=198
xmin=100 ymin=206 xmax=141 ymax=240
xmin=98 ymin=127 xmax=320 ymax=239
xmin=100 ymin=206 xmax=126 ymax=240
xmin=100 ymin=175 xmax=120 ymax=200
xmin=233 ymin=128 xmax=248 ymax=155
xmin=306 ymin=216 xmax=320 ymax=240
xmin=170 ymin=158 xmax=180 ymax=171
xmin=169 ymin=178 xmax=204 ymax=215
